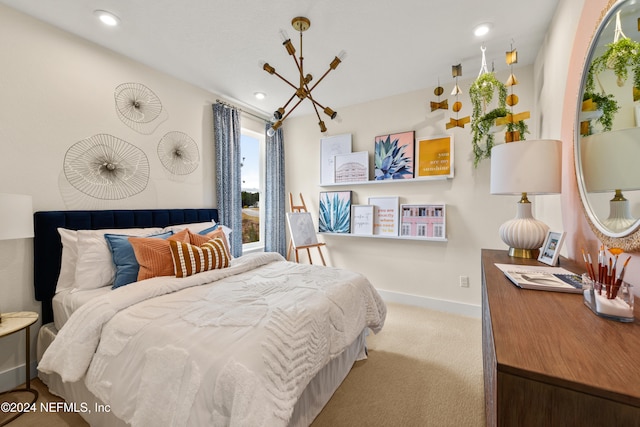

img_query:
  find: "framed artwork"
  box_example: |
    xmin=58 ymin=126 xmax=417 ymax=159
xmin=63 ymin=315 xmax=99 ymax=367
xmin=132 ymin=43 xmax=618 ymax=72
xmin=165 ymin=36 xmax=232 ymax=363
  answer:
xmin=351 ymin=205 xmax=375 ymax=235
xmin=368 ymin=196 xmax=399 ymax=236
xmin=320 ymin=134 xmax=352 ymax=185
xmin=318 ymin=191 xmax=352 ymax=233
xmin=286 ymin=212 xmax=318 ymax=248
xmin=416 ymin=135 xmax=454 ymax=178
xmin=399 ymin=204 xmax=446 ymax=239
xmin=538 ymin=231 xmax=566 ymax=266
xmin=374 ymin=130 xmax=415 ymax=180
xmin=334 ymin=151 xmax=369 ymax=183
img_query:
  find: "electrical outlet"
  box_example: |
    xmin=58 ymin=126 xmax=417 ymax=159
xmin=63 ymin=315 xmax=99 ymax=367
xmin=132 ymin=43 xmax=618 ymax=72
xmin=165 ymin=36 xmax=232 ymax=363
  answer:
xmin=459 ymin=276 xmax=470 ymax=288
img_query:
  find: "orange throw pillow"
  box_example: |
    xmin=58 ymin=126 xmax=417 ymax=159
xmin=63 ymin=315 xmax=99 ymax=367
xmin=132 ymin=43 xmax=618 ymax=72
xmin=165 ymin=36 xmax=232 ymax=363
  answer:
xmin=189 ymin=228 xmax=231 ymax=258
xmin=129 ymin=228 xmax=190 ymax=281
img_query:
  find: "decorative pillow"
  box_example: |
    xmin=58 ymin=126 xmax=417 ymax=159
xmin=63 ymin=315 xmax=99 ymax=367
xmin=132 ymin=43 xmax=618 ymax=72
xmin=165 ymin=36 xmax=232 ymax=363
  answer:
xmin=129 ymin=229 xmax=190 ymax=281
xmin=105 ymin=231 xmax=174 ymax=289
xmin=56 ymin=228 xmax=78 ymax=293
xmin=163 ymin=221 xmax=217 ymax=235
xmin=169 ymin=237 xmax=230 ymax=278
xmin=189 ymin=228 xmax=231 ymax=259
xmin=198 ymin=224 xmax=233 ymax=256
xmin=74 ymin=227 xmax=163 ymax=290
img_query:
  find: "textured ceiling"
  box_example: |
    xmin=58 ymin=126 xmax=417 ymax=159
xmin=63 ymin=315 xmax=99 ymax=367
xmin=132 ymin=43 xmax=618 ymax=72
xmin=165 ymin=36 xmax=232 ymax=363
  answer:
xmin=0 ymin=0 xmax=560 ymax=120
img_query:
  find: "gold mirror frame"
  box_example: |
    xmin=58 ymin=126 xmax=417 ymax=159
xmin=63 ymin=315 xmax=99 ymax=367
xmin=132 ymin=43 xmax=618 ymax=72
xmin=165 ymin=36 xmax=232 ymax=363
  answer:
xmin=575 ymin=0 xmax=640 ymax=251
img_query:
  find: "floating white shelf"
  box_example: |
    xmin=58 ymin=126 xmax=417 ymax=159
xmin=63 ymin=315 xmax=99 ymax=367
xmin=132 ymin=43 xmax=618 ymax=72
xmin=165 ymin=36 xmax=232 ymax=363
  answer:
xmin=320 ymin=175 xmax=449 ymax=187
xmin=318 ymin=232 xmax=447 ymax=242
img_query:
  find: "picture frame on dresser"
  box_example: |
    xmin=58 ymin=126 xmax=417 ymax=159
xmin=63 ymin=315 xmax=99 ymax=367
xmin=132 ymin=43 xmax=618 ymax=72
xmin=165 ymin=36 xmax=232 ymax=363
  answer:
xmin=538 ymin=231 xmax=566 ymax=266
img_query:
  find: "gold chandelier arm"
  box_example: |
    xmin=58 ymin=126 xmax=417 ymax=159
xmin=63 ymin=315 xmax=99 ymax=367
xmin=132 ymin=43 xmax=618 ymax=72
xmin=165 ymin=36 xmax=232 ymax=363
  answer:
xmin=271 ymin=71 xmax=298 ymax=91
xmin=308 ymin=55 xmax=343 ymax=92
xmin=280 ymin=96 xmax=306 ymax=122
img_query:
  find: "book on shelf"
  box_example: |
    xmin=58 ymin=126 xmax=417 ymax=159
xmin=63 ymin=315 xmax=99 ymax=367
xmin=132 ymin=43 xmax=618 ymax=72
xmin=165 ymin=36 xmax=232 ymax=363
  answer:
xmin=494 ymin=263 xmax=584 ymax=293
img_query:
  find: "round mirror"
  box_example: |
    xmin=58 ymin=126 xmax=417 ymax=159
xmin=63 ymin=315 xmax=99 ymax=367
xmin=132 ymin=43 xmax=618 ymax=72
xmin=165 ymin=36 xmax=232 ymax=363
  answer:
xmin=576 ymin=0 xmax=640 ymax=250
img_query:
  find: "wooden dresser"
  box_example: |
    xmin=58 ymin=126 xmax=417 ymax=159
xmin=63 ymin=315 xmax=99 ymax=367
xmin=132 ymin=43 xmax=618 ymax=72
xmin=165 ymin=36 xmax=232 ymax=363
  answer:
xmin=482 ymin=249 xmax=640 ymax=426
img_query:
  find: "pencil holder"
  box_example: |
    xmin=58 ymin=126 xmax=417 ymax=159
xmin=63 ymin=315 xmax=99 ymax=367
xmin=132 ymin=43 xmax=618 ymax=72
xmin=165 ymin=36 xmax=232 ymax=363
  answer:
xmin=582 ymin=274 xmax=634 ymax=322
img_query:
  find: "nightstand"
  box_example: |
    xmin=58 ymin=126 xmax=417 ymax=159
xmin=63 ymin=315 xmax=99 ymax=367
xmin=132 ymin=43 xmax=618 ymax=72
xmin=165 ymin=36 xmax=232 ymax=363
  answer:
xmin=0 ymin=311 xmax=38 ymax=426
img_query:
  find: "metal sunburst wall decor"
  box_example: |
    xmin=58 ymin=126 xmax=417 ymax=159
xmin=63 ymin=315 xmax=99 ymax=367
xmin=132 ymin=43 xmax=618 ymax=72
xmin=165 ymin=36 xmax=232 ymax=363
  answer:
xmin=157 ymin=131 xmax=200 ymax=175
xmin=63 ymin=134 xmax=150 ymax=200
xmin=114 ymin=82 xmax=164 ymax=133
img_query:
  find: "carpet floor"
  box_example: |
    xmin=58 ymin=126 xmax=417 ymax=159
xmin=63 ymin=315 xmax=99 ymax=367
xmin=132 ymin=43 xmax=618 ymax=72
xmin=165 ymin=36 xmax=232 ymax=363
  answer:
xmin=2 ymin=302 xmax=484 ymax=426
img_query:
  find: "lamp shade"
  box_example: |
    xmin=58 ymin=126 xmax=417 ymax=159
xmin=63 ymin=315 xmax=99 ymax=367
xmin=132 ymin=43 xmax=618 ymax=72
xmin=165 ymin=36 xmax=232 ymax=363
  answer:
xmin=0 ymin=193 xmax=34 ymax=240
xmin=490 ymin=139 xmax=562 ymax=195
xmin=580 ymin=127 xmax=640 ymax=193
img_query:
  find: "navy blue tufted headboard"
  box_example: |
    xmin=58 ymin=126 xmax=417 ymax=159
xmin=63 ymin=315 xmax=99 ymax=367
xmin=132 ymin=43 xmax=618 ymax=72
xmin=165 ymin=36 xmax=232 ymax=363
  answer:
xmin=33 ymin=208 xmax=219 ymax=324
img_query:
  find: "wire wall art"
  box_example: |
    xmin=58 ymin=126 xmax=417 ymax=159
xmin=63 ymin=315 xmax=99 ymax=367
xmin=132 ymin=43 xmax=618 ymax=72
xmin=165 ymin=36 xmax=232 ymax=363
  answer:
xmin=114 ymin=82 xmax=166 ymax=134
xmin=63 ymin=134 xmax=150 ymax=200
xmin=157 ymin=131 xmax=200 ymax=175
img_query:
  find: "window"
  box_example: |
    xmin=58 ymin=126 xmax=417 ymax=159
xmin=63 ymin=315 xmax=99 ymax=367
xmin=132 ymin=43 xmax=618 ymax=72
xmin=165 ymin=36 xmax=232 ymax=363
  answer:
xmin=241 ymin=128 xmax=264 ymax=252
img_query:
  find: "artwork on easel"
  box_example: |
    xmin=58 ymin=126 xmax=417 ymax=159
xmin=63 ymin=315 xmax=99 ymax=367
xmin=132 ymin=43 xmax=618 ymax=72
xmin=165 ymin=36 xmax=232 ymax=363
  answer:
xmin=286 ymin=212 xmax=318 ymax=247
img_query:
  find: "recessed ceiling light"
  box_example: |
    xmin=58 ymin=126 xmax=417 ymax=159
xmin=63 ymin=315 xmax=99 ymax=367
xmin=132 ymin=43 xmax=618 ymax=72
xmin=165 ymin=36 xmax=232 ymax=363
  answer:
xmin=474 ymin=23 xmax=492 ymax=37
xmin=94 ymin=10 xmax=120 ymax=27
xmin=254 ymin=92 xmax=266 ymax=100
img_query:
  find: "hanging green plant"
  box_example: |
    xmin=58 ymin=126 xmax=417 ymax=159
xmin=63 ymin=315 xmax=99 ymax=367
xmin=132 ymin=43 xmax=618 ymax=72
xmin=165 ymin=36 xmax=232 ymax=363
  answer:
xmin=469 ymin=73 xmax=508 ymax=167
xmin=581 ymin=91 xmax=619 ymax=135
xmin=587 ymin=37 xmax=640 ymax=91
xmin=506 ymin=119 xmax=530 ymax=140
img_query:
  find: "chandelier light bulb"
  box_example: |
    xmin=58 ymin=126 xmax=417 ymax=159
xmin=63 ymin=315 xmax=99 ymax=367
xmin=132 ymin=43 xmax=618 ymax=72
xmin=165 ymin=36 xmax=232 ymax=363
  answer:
xmin=267 ymin=127 xmax=275 ymax=137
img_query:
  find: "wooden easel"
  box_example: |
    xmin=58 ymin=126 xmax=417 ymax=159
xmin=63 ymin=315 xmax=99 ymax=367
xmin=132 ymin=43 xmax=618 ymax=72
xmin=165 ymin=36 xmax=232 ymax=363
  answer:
xmin=287 ymin=193 xmax=326 ymax=265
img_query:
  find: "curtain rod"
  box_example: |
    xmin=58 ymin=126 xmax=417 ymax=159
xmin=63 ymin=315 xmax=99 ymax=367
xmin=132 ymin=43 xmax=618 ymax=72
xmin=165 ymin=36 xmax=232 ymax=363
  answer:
xmin=215 ymin=99 xmax=271 ymax=123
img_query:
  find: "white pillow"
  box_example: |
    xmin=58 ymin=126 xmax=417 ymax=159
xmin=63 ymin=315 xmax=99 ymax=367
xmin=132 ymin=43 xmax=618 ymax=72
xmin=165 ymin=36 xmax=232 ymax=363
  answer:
xmin=74 ymin=227 xmax=162 ymax=290
xmin=163 ymin=220 xmax=217 ymax=234
xmin=56 ymin=228 xmax=78 ymax=293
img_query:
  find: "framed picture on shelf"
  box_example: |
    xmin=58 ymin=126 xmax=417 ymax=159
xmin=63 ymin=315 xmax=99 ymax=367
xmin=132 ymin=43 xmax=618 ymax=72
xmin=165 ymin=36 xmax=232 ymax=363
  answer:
xmin=320 ymin=134 xmax=352 ymax=185
xmin=351 ymin=205 xmax=375 ymax=235
xmin=334 ymin=151 xmax=369 ymax=183
xmin=399 ymin=204 xmax=446 ymax=239
xmin=416 ymin=135 xmax=454 ymax=178
xmin=318 ymin=191 xmax=352 ymax=233
xmin=374 ymin=130 xmax=415 ymax=180
xmin=538 ymin=231 xmax=566 ymax=266
xmin=368 ymin=196 xmax=399 ymax=236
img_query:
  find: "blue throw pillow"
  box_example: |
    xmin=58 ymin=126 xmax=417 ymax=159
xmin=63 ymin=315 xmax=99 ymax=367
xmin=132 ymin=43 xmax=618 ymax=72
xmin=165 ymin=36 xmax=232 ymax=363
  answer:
xmin=105 ymin=231 xmax=173 ymax=289
xmin=198 ymin=224 xmax=219 ymax=235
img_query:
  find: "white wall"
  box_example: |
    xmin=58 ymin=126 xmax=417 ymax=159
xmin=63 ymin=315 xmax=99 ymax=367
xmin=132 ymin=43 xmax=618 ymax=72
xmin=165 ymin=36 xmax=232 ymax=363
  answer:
xmin=0 ymin=4 xmax=224 ymax=391
xmin=284 ymin=65 xmax=552 ymax=316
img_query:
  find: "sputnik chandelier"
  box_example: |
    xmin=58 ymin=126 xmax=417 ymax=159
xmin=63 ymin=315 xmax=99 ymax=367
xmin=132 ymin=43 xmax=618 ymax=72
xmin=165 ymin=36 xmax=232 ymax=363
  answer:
xmin=262 ymin=16 xmax=345 ymax=135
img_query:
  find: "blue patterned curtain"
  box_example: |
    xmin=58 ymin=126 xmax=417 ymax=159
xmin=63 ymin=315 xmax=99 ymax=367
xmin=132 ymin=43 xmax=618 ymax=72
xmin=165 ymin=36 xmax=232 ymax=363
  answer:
xmin=213 ymin=103 xmax=243 ymax=257
xmin=264 ymin=123 xmax=286 ymax=256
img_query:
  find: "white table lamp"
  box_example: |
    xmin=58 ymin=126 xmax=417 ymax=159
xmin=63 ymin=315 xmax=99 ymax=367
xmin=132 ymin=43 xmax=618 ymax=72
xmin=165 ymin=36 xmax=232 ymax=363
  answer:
xmin=0 ymin=193 xmax=34 ymax=323
xmin=580 ymin=127 xmax=640 ymax=232
xmin=490 ymin=140 xmax=562 ymax=258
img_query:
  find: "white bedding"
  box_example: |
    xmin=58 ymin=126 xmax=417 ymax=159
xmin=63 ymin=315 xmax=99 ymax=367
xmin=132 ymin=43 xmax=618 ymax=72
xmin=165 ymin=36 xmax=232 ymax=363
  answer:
xmin=52 ymin=287 xmax=112 ymax=330
xmin=39 ymin=252 xmax=386 ymax=426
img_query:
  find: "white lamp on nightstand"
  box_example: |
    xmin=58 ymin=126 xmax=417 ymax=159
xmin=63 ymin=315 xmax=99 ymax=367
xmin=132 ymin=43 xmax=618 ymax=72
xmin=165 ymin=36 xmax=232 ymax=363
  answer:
xmin=490 ymin=140 xmax=562 ymax=258
xmin=0 ymin=193 xmax=34 ymax=323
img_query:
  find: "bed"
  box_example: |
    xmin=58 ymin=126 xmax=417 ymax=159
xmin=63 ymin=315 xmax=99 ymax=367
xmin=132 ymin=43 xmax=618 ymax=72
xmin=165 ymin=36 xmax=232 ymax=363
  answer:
xmin=33 ymin=208 xmax=386 ymax=426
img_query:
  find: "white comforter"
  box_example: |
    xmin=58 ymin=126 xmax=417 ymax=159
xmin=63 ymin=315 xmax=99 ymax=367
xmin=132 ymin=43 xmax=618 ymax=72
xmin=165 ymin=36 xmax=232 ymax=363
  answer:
xmin=39 ymin=252 xmax=386 ymax=427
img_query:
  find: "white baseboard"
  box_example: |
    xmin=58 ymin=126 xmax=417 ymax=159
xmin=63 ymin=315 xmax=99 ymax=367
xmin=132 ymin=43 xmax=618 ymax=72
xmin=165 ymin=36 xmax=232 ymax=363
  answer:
xmin=377 ymin=289 xmax=481 ymax=318
xmin=0 ymin=360 xmax=38 ymax=393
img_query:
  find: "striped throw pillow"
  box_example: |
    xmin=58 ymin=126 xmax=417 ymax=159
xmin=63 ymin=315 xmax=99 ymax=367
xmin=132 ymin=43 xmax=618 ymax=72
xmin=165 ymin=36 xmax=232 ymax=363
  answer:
xmin=169 ymin=237 xmax=230 ymax=278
